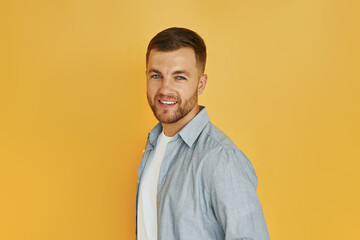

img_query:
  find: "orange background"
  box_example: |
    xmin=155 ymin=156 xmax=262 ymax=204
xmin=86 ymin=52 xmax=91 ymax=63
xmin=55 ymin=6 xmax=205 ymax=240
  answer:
xmin=1 ymin=0 xmax=359 ymax=239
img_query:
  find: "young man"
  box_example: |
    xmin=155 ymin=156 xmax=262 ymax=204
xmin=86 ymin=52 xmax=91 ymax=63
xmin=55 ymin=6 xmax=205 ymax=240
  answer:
xmin=136 ymin=27 xmax=269 ymax=240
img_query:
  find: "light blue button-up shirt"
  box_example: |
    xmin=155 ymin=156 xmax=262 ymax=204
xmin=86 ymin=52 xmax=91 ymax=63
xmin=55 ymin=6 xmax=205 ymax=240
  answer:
xmin=136 ymin=107 xmax=269 ymax=240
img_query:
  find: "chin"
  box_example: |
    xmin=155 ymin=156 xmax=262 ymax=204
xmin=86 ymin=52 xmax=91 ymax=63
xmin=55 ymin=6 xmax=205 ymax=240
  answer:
xmin=156 ymin=114 xmax=180 ymax=124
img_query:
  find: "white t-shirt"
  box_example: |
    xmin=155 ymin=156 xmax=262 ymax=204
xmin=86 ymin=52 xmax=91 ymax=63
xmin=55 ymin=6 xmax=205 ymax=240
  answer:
xmin=137 ymin=131 xmax=172 ymax=240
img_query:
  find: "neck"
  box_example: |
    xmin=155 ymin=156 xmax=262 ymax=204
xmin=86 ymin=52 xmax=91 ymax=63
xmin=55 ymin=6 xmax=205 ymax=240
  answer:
xmin=162 ymin=105 xmax=200 ymax=137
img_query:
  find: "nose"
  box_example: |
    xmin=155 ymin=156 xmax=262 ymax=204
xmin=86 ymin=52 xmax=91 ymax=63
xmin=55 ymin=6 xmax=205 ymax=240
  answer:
xmin=158 ymin=76 xmax=173 ymax=95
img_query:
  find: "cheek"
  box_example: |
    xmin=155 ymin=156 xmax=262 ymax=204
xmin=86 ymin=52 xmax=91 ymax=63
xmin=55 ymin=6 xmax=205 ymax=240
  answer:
xmin=187 ymin=83 xmax=198 ymax=95
xmin=147 ymin=83 xmax=158 ymax=96
xmin=178 ymin=87 xmax=196 ymax=100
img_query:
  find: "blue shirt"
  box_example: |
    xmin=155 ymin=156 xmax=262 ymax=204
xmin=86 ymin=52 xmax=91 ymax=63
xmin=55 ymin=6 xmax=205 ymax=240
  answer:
xmin=136 ymin=107 xmax=269 ymax=240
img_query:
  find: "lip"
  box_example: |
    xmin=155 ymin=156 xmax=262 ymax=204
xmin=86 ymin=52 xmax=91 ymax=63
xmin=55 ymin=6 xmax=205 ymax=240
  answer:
xmin=157 ymin=99 xmax=177 ymax=109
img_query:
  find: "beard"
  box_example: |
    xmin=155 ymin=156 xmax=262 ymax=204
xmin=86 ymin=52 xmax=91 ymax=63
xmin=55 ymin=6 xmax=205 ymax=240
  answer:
xmin=147 ymin=88 xmax=198 ymax=124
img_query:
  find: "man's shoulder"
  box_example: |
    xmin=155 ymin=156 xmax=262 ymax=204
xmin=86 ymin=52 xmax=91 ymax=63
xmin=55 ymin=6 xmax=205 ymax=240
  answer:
xmin=198 ymin=121 xmax=238 ymax=152
xmin=193 ymin=121 xmax=258 ymax=187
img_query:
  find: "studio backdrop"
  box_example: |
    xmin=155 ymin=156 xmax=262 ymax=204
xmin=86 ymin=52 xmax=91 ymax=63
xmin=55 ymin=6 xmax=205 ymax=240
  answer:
xmin=1 ymin=0 xmax=359 ymax=239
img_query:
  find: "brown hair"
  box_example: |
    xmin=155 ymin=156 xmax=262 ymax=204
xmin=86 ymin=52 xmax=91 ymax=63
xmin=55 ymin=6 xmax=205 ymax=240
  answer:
xmin=146 ymin=27 xmax=207 ymax=73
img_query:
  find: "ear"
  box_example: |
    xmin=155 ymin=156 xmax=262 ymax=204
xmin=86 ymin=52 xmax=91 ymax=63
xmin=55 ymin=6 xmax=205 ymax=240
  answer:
xmin=198 ymin=74 xmax=208 ymax=95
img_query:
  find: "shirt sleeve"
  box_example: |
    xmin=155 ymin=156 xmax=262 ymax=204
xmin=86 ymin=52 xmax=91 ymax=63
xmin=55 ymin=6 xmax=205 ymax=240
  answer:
xmin=209 ymin=148 xmax=270 ymax=240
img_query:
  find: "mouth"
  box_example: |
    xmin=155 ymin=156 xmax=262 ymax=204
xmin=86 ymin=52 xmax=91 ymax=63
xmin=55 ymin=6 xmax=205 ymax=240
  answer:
xmin=158 ymin=99 xmax=177 ymax=108
xmin=159 ymin=100 xmax=177 ymax=105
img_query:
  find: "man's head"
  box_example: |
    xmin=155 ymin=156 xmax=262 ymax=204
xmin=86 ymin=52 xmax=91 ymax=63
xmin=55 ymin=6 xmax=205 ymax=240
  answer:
xmin=146 ymin=27 xmax=207 ymax=127
xmin=146 ymin=27 xmax=207 ymax=74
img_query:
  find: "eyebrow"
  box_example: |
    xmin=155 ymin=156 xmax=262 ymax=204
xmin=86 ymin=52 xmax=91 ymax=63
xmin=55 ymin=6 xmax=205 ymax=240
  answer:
xmin=173 ymin=70 xmax=190 ymax=76
xmin=148 ymin=68 xmax=162 ymax=74
xmin=147 ymin=68 xmax=190 ymax=76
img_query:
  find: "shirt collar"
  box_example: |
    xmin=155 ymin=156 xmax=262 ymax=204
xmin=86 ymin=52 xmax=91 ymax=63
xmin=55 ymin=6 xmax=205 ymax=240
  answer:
xmin=178 ymin=106 xmax=209 ymax=148
xmin=147 ymin=106 xmax=209 ymax=148
xmin=148 ymin=122 xmax=163 ymax=147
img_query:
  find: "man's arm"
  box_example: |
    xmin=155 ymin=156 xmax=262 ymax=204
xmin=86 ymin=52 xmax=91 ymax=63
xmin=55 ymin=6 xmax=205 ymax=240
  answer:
xmin=210 ymin=148 xmax=270 ymax=240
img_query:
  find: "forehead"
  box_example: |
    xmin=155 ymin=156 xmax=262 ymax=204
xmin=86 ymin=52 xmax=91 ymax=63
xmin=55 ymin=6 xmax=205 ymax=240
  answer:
xmin=147 ymin=47 xmax=197 ymax=71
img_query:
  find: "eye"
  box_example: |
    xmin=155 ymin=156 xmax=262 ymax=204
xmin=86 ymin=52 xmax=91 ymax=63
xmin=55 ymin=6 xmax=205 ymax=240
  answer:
xmin=176 ymin=76 xmax=186 ymax=80
xmin=151 ymin=74 xmax=161 ymax=79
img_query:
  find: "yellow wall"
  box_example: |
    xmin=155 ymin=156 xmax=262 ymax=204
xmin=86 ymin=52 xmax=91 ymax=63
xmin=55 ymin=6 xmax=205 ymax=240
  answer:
xmin=1 ymin=0 xmax=359 ymax=239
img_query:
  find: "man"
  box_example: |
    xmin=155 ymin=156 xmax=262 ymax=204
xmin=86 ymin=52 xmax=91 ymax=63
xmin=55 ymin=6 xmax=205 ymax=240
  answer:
xmin=136 ymin=27 xmax=269 ymax=240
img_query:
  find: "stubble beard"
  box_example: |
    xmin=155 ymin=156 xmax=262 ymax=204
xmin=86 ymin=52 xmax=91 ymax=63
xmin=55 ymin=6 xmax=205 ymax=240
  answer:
xmin=147 ymin=89 xmax=198 ymax=124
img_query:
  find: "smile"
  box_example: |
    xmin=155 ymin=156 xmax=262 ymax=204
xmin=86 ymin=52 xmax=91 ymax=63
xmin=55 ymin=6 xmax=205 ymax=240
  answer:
xmin=159 ymin=100 xmax=177 ymax=105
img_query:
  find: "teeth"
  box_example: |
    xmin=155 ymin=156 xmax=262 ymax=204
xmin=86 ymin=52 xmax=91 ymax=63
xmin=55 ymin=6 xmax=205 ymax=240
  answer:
xmin=160 ymin=100 xmax=176 ymax=105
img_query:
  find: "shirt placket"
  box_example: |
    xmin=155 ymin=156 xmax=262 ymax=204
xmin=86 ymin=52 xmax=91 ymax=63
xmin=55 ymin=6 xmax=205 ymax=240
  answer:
xmin=135 ymin=139 xmax=154 ymax=238
xmin=156 ymin=137 xmax=180 ymax=239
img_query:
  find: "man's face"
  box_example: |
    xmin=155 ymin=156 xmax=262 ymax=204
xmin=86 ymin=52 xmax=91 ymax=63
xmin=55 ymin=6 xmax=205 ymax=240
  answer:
xmin=146 ymin=47 xmax=206 ymax=124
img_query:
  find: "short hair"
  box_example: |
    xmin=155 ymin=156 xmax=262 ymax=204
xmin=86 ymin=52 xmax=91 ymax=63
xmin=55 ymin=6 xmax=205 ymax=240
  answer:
xmin=146 ymin=27 xmax=207 ymax=73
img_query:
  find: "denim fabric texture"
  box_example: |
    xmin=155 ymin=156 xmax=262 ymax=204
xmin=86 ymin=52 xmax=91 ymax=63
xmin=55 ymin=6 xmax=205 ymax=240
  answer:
xmin=136 ymin=107 xmax=269 ymax=240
